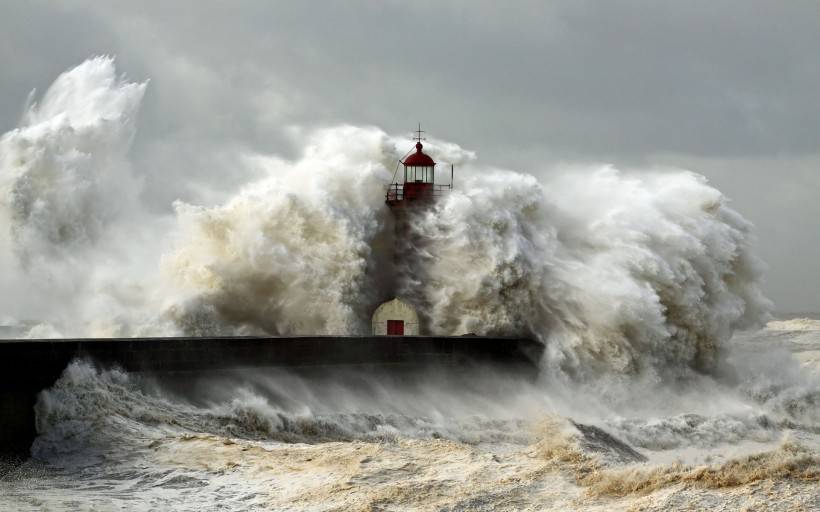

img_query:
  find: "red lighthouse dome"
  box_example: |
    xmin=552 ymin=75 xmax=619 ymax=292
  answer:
xmin=402 ymin=142 xmax=436 ymax=167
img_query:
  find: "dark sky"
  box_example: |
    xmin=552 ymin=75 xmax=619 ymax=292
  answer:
xmin=2 ymin=0 xmax=819 ymax=311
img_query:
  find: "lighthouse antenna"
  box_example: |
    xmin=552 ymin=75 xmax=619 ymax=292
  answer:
xmin=413 ymin=122 xmax=426 ymax=142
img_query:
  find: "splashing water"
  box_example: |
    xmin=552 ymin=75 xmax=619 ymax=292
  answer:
xmin=0 ymin=57 xmax=772 ymax=381
xmin=1 ymin=56 xmax=144 ymax=258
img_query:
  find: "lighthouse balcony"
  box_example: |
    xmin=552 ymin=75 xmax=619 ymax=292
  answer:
xmin=385 ymin=183 xmax=451 ymax=206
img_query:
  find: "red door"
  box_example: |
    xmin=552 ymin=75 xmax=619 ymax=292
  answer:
xmin=387 ymin=320 xmax=404 ymax=335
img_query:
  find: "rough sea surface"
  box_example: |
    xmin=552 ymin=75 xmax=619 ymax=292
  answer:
xmin=1 ymin=319 xmax=817 ymax=511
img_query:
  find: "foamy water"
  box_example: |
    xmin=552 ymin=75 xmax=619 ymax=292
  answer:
xmin=0 ymin=321 xmax=817 ymax=511
xmin=2 ymin=58 xmax=816 ymax=510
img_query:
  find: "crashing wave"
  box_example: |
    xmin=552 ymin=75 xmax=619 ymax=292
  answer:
xmin=0 ymin=57 xmax=772 ymax=379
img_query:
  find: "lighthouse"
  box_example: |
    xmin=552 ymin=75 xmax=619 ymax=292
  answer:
xmin=385 ymin=124 xmax=453 ymax=207
xmin=373 ymin=125 xmax=453 ymax=336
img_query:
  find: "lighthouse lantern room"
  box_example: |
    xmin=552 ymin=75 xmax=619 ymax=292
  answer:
xmin=386 ymin=124 xmax=452 ymax=206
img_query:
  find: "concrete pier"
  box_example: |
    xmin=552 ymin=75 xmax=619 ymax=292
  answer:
xmin=0 ymin=335 xmax=542 ymax=455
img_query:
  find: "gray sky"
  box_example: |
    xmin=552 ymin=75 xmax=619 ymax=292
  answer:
xmin=1 ymin=0 xmax=819 ymax=312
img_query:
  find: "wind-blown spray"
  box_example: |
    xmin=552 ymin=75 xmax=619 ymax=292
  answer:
xmin=403 ymin=169 xmax=771 ymax=379
xmin=0 ymin=57 xmax=771 ymax=380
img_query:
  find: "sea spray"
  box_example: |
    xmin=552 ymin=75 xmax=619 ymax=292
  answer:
xmin=0 ymin=57 xmax=153 ymax=337
xmin=0 ymin=57 xmax=772 ymax=380
xmin=0 ymin=56 xmax=145 ymax=258
xmin=162 ymin=126 xmax=398 ymax=335
xmin=405 ymin=168 xmax=772 ymax=379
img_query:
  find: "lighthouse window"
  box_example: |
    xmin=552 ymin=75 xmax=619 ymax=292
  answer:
xmin=405 ymin=165 xmax=434 ymax=183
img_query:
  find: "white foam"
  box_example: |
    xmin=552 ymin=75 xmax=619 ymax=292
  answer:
xmin=767 ymin=318 xmax=820 ymax=331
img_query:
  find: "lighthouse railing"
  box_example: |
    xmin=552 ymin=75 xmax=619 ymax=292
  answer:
xmin=386 ymin=183 xmax=402 ymax=202
xmin=431 ymin=184 xmax=452 ymax=197
xmin=385 ymin=183 xmax=452 ymax=203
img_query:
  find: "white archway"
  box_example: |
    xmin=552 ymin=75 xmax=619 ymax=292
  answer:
xmin=371 ymin=298 xmax=420 ymax=336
